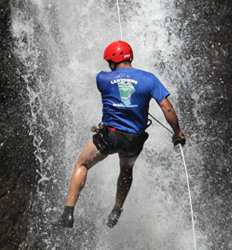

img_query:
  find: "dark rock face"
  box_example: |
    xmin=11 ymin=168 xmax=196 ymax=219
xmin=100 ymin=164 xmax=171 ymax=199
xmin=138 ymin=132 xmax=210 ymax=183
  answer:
xmin=177 ymin=0 xmax=232 ymax=248
xmin=0 ymin=1 xmax=38 ymax=249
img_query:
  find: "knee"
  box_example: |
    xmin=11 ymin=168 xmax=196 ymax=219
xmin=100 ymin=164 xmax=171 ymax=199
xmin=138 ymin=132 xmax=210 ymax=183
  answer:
xmin=76 ymin=157 xmax=91 ymax=170
xmin=76 ymin=152 xmax=98 ymax=170
xmin=75 ymin=162 xmax=89 ymax=176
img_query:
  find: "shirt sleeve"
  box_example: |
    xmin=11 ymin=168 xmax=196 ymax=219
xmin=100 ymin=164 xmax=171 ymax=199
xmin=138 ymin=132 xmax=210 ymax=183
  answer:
xmin=96 ymin=72 xmax=102 ymax=92
xmin=150 ymin=75 xmax=170 ymax=103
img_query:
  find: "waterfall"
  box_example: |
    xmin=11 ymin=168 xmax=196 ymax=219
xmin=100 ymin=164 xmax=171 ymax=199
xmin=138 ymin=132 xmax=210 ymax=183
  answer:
xmin=11 ymin=0 xmax=210 ymax=249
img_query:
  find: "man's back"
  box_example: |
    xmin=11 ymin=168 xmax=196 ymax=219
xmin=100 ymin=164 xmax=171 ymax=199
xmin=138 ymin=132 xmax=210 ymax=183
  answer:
xmin=97 ymin=67 xmax=170 ymax=134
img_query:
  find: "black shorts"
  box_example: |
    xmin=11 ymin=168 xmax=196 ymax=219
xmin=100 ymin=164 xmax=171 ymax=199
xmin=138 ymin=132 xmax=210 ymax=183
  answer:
xmin=92 ymin=126 xmax=149 ymax=158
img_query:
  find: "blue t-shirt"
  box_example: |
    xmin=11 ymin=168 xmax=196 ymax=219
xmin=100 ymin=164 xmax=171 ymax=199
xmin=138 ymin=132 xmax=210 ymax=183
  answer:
xmin=96 ymin=67 xmax=170 ymax=134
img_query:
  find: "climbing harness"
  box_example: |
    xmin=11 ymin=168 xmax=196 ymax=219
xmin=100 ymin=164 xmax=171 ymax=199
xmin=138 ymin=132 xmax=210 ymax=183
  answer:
xmin=114 ymin=1 xmax=197 ymax=249
xmin=92 ymin=124 xmax=149 ymax=157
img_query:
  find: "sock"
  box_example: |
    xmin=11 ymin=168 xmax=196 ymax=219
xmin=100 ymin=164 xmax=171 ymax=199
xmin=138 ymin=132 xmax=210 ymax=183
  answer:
xmin=63 ymin=206 xmax=74 ymax=216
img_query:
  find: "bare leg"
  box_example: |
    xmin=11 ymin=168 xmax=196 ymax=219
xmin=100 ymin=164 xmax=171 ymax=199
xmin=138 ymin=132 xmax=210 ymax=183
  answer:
xmin=115 ymin=155 xmax=137 ymax=209
xmin=107 ymin=155 xmax=137 ymax=228
xmin=65 ymin=140 xmax=107 ymax=207
xmin=58 ymin=141 xmax=107 ymax=228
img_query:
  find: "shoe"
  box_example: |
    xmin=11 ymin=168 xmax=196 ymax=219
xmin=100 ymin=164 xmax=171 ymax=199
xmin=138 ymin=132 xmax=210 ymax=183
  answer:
xmin=55 ymin=206 xmax=74 ymax=228
xmin=106 ymin=207 xmax=122 ymax=228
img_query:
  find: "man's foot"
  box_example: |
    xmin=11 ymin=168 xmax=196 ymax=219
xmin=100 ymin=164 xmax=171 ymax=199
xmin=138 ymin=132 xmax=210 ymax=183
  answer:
xmin=106 ymin=207 xmax=123 ymax=228
xmin=55 ymin=206 xmax=74 ymax=228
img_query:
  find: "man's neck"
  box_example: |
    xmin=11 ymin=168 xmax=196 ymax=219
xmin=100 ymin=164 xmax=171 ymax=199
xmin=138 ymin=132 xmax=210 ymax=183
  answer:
xmin=115 ymin=62 xmax=132 ymax=69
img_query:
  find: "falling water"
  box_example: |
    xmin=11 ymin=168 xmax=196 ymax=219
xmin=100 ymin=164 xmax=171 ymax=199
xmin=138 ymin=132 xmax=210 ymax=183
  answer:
xmin=11 ymin=0 xmax=214 ymax=249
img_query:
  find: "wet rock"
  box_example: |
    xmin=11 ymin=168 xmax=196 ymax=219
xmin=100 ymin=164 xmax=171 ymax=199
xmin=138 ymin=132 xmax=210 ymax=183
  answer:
xmin=0 ymin=0 xmax=38 ymax=249
xmin=177 ymin=0 xmax=232 ymax=248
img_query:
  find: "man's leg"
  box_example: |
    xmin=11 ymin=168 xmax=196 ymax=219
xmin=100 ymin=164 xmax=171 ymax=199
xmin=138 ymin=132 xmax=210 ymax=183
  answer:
xmin=115 ymin=156 xmax=137 ymax=208
xmin=59 ymin=140 xmax=107 ymax=227
xmin=107 ymin=155 xmax=137 ymax=228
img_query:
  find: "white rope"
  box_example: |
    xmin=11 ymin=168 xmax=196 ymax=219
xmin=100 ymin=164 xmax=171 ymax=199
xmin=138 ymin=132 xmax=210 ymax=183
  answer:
xmin=116 ymin=0 xmax=123 ymax=40
xmin=179 ymin=144 xmax=197 ymax=250
xmin=114 ymin=2 xmax=197 ymax=249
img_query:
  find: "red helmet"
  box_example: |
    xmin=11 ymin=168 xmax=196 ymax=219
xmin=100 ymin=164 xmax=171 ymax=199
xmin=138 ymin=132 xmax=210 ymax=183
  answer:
xmin=103 ymin=40 xmax=133 ymax=63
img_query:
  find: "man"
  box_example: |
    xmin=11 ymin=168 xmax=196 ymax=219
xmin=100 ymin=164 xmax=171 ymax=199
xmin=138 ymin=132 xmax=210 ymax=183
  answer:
xmin=58 ymin=41 xmax=185 ymax=229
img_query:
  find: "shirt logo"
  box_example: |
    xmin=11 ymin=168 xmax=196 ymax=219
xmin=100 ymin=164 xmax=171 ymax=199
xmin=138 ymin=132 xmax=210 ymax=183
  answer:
xmin=111 ymin=78 xmax=138 ymax=108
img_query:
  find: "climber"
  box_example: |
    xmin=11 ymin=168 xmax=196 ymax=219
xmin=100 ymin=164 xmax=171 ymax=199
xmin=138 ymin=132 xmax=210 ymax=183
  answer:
xmin=57 ymin=41 xmax=186 ymax=228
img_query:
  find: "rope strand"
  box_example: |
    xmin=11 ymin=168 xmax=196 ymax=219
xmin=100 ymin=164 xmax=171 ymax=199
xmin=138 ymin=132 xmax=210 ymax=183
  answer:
xmin=148 ymin=113 xmax=173 ymax=134
xmin=116 ymin=0 xmax=123 ymax=40
xmin=179 ymin=144 xmax=197 ymax=250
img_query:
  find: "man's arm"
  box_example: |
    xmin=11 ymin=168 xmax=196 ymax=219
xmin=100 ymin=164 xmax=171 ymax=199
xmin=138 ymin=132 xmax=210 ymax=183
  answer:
xmin=159 ymin=98 xmax=186 ymax=145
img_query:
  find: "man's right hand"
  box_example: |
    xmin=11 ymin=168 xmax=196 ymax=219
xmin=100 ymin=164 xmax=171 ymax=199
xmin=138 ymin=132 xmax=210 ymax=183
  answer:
xmin=172 ymin=131 xmax=186 ymax=146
